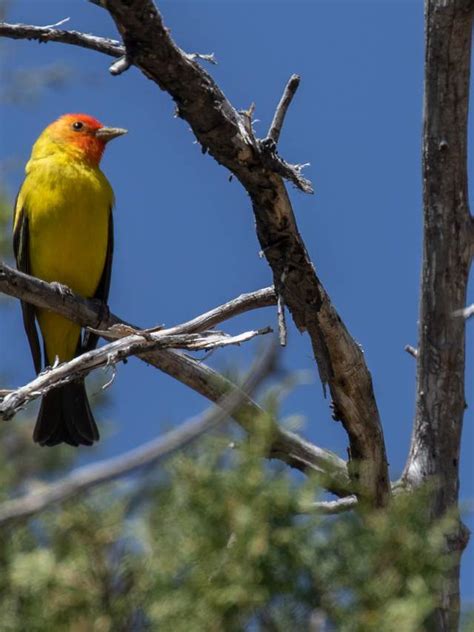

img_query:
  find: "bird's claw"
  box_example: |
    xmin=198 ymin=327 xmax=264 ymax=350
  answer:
xmin=51 ymin=281 xmax=73 ymax=297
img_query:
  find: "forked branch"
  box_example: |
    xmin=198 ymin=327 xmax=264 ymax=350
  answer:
xmin=0 ymin=263 xmax=350 ymax=495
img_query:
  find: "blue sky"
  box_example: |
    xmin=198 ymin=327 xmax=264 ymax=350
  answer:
xmin=1 ymin=0 xmax=473 ymax=605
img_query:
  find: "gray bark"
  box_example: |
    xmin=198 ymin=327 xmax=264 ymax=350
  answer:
xmin=402 ymin=1 xmax=473 ymax=629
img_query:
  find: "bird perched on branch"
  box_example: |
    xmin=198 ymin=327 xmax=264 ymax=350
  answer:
xmin=13 ymin=113 xmax=126 ymax=446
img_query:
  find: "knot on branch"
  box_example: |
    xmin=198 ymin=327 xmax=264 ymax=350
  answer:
xmin=257 ymin=139 xmax=314 ymax=194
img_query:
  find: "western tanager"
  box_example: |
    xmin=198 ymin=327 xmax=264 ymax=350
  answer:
xmin=13 ymin=113 xmax=126 ymax=446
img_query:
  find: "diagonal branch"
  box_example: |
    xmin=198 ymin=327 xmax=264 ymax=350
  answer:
xmin=266 ymin=73 xmax=301 ymax=146
xmin=0 ymin=262 xmax=276 ymax=335
xmin=0 ymin=343 xmax=276 ymax=527
xmin=0 ymin=263 xmax=350 ymax=495
xmin=99 ymin=0 xmax=389 ymax=504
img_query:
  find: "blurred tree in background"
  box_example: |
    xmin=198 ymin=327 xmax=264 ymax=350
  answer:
xmin=0 ymin=390 xmax=457 ymax=631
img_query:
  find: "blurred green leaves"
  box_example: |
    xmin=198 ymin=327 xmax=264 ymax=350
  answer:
xmin=0 ymin=421 xmax=454 ymax=632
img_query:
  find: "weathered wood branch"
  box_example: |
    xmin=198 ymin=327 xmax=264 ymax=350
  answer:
xmin=266 ymin=73 xmax=301 ymax=146
xmin=0 ymin=326 xmax=271 ymax=419
xmin=402 ymin=2 xmax=473 ymax=630
xmin=101 ymin=0 xmax=389 ymax=506
xmin=0 ymin=343 xmax=275 ymax=527
xmin=0 ymin=6 xmax=389 ymax=503
xmin=0 ymin=21 xmax=124 ymax=57
xmin=0 ymin=262 xmax=275 ymax=335
xmin=0 ymin=263 xmax=350 ymax=495
xmin=301 ymin=496 xmax=358 ymax=515
xmin=453 ymin=303 xmax=474 ymax=319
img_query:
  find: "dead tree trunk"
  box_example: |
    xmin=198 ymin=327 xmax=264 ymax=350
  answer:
xmin=402 ymin=1 xmax=473 ymax=629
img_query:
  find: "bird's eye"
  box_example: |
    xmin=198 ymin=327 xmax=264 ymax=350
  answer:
xmin=72 ymin=121 xmax=84 ymax=131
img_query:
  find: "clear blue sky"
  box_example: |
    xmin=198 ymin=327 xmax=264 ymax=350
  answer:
xmin=1 ymin=0 xmax=473 ymax=606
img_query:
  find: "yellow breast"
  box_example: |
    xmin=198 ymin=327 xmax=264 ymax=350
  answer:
xmin=18 ymin=155 xmax=113 ymax=296
xmin=15 ymin=154 xmax=113 ymax=363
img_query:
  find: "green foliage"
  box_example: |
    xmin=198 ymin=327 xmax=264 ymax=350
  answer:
xmin=0 ymin=418 xmax=453 ymax=632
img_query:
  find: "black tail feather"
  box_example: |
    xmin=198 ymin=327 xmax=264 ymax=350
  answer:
xmin=33 ymin=380 xmax=99 ymax=447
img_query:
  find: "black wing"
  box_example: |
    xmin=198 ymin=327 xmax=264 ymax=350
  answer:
xmin=13 ymin=202 xmax=42 ymax=374
xmin=82 ymin=208 xmax=114 ymax=353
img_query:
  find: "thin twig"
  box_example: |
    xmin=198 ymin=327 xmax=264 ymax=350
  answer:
xmin=0 ymin=21 xmax=124 ymax=57
xmin=0 ymin=262 xmax=276 ymax=336
xmin=299 ymin=496 xmax=358 ymax=515
xmin=277 ymin=267 xmax=288 ymax=347
xmin=277 ymin=293 xmax=287 ymax=347
xmin=404 ymin=344 xmax=418 ymax=358
xmin=42 ymin=17 xmax=70 ymax=29
xmin=0 ymin=344 xmax=276 ymax=527
xmin=109 ymin=54 xmax=131 ymax=75
xmin=267 ymin=73 xmax=301 ymax=145
xmin=186 ymin=52 xmax=217 ymax=65
xmin=0 ymin=327 xmax=271 ymax=420
xmin=453 ymin=304 xmax=474 ymax=319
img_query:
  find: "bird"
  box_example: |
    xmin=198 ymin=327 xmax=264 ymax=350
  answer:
xmin=13 ymin=113 xmax=127 ymax=447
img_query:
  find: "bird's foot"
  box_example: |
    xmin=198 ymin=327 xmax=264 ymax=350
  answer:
xmin=51 ymin=281 xmax=73 ymax=297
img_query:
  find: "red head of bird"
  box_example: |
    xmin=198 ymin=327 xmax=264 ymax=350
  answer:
xmin=31 ymin=113 xmax=127 ymax=166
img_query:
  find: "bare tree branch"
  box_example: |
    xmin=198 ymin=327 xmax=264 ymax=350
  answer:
xmin=109 ymin=54 xmax=131 ymax=75
xmin=402 ymin=2 xmax=473 ymax=629
xmin=0 ymin=343 xmax=276 ymax=527
xmin=0 ymin=21 xmax=124 ymax=57
xmin=0 ymin=262 xmax=276 ymax=334
xmin=150 ymin=347 xmax=351 ymax=495
xmin=453 ymin=303 xmax=474 ymax=319
xmin=300 ymin=496 xmax=358 ymax=515
xmin=404 ymin=345 xmax=418 ymax=359
xmin=0 ymin=263 xmax=350 ymax=494
xmin=277 ymin=290 xmax=288 ymax=347
xmin=266 ymin=73 xmax=301 ymax=146
xmin=0 ymin=326 xmax=271 ymax=419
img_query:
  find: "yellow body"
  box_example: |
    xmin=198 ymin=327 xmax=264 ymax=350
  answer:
xmin=14 ymin=135 xmax=113 ymax=364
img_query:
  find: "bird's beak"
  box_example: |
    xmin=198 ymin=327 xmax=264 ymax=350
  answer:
xmin=95 ymin=126 xmax=127 ymax=142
